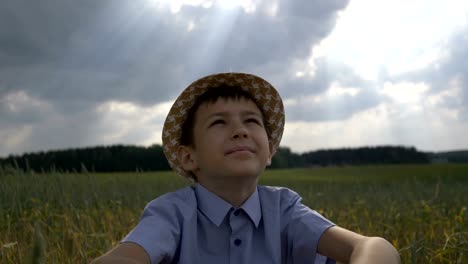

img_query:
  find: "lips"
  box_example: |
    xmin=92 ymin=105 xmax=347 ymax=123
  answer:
xmin=225 ymin=146 xmax=256 ymax=155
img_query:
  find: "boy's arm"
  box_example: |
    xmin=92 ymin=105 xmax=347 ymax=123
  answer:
xmin=90 ymin=242 xmax=150 ymax=264
xmin=317 ymin=226 xmax=400 ymax=264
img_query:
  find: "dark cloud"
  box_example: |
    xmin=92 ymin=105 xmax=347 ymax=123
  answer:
xmin=385 ymin=26 xmax=468 ymax=120
xmin=0 ymin=107 xmax=101 ymax=156
xmin=441 ymin=30 xmax=468 ymax=121
xmin=0 ymin=94 xmax=51 ymax=125
xmin=14 ymin=0 xmax=468 ymax=155
xmin=0 ymin=0 xmax=107 ymax=66
xmin=191 ymin=0 xmax=349 ymax=72
xmin=0 ymin=0 xmax=192 ymax=104
xmin=0 ymin=0 xmax=353 ymax=156
xmin=284 ymin=85 xmax=384 ymax=122
xmin=278 ymin=0 xmax=349 ymax=19
xmin=0 ymin=0 xmax=349 ymax=103
xmin=245 ymin=55 xmax=385 ymax=123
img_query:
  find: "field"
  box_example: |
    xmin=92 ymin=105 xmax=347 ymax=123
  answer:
xmin=0 ymin=164 xmax=467 ymax=263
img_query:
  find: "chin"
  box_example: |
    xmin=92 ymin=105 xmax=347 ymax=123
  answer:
xmin=225 ymin=167 xmax=263 ymax=178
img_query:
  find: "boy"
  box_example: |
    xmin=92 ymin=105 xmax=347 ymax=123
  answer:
xmin=92 ymin=73 xmax=400 ymax=264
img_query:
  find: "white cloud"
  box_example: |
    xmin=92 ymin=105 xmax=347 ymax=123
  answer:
xmin=427 ymin=75 xmax=463 ymax=108
xmin=187 ymin=20 xmax=196 ymax=32
xmin=307 ymin=0 xmax=468 ymax=80
xmin=0 ymin=126 xmax=33 ymax=155
xmin=282 ymin=104 xmax=394 ymax=152
xmin=282 ymin=99 xmax=468 ymax=153
xmin=148 ymin=0 xmax=257 ymax=14
xmin=295 ymin=71 xmax=305 ymax=77
xmin=0 ymin=98 xmax=173 ymax=156
xmin=1 ymin=90 xmax=53 ymax=114
xmin=92 ymin=100 xmax=172 ymax=145
xmin=265 ymin=2 xmax=279 ymax=17
xmin=386 ymin=47 xmax=445 ymax=76
xmin=327 ymin=81 xmax=360 ymax=97
xmin=379 ymin=81 xmax=429 ymax=104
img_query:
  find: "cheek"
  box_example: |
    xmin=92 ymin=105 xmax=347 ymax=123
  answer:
xmin=256 ymin=135 xmax=271 ymax=156
xmin=256 ymin=130 xmax=270 ymax=146
xmin=196 ymin=131 xmax=223 ymax=151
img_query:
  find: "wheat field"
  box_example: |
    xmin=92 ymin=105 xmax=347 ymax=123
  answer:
xmin=1 ymin=164 xmax=467 ymax=263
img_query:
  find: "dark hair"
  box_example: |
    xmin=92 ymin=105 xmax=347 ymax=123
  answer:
xmin=180 ymin=85 xmax=270 ymax=147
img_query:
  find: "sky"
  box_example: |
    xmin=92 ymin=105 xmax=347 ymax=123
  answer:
xmin=1 ymin=0 xmax=468 ymax=157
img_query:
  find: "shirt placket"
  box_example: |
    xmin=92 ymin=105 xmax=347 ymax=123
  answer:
xmin=228 ymin=208 xmax=250 ymax=264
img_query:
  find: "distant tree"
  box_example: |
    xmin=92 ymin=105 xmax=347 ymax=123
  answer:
xmin=301 ymin=146 xmax=429 ymax=166
xmin=0 ymin=145 xmax=170 ymax=173
xmin=0 ymin=144 xmax=439 ymax=173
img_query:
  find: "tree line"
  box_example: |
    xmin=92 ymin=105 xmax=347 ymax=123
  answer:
xmin=0 ymin=145 xmax=434 ymax=173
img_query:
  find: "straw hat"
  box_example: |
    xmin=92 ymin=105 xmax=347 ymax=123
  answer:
xmin=162 ymin=72 xmax=285 ymax=179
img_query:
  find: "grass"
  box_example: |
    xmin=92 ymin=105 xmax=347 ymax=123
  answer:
xmin=0 ymin=164 xmax=467 ymax=263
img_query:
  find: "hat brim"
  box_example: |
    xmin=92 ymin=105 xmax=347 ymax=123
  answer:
xmin=162 ymin=72 xmax=285 ymax=179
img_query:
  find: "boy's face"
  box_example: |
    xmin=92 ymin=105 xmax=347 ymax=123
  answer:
xmin=178 ymin=97 xmax=272 ymax=182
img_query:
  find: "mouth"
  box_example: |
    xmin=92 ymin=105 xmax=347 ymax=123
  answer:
xmin=225 ymin=146 xmax=256 ymax=155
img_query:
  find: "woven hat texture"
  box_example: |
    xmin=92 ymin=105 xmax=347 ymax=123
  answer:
xmin=162 ymin=72 xmax=285 ymax=179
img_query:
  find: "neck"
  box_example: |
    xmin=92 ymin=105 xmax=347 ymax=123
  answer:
xmin=198 ymin=177 xmax=258 ymax=207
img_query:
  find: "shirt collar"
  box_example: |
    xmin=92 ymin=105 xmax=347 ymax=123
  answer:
xmin=195 ymin=184 xmax=262 ymax=228
xmin=241 ymin=187 xmax=262 ymax=228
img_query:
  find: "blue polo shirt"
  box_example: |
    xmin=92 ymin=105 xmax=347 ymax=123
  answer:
xmin=122 ymin=184 xmax=335 ymax=264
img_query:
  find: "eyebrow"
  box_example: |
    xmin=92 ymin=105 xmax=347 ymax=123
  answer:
xmin=208 ymin=110 xmax=262 ymax=118
xmin=204 ymin=110 xmax=263 ymax=123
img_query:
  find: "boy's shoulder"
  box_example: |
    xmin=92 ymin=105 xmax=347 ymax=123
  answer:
xmin=159 ymin=185 xmax=195 ymax=199
xmin=257 ymin=185 xmax=302 ymax=208
xmin=145 ymin=186 xmax=197 ymax=213
xmin=258 ymin=185 xmax=300 ymax=197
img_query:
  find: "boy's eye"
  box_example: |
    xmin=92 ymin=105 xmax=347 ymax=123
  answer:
xmin=210 ymin=119 xmax=225 ymax=126
xmin=246 ymin=118 xmax=261 ymax=125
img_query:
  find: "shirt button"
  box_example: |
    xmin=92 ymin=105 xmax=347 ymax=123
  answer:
xmin=234 ymin=210 xmax=240 ymax=216
xmin=234 ymin=239 xmax=242 ymax=246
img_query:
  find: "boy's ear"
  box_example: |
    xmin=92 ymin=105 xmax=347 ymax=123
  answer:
xmin=177 ymin=145 xmax=198 ymax=172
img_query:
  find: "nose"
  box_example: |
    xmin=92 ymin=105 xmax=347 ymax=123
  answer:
xmin=231 ymin=123 xmax=249 ymax=139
